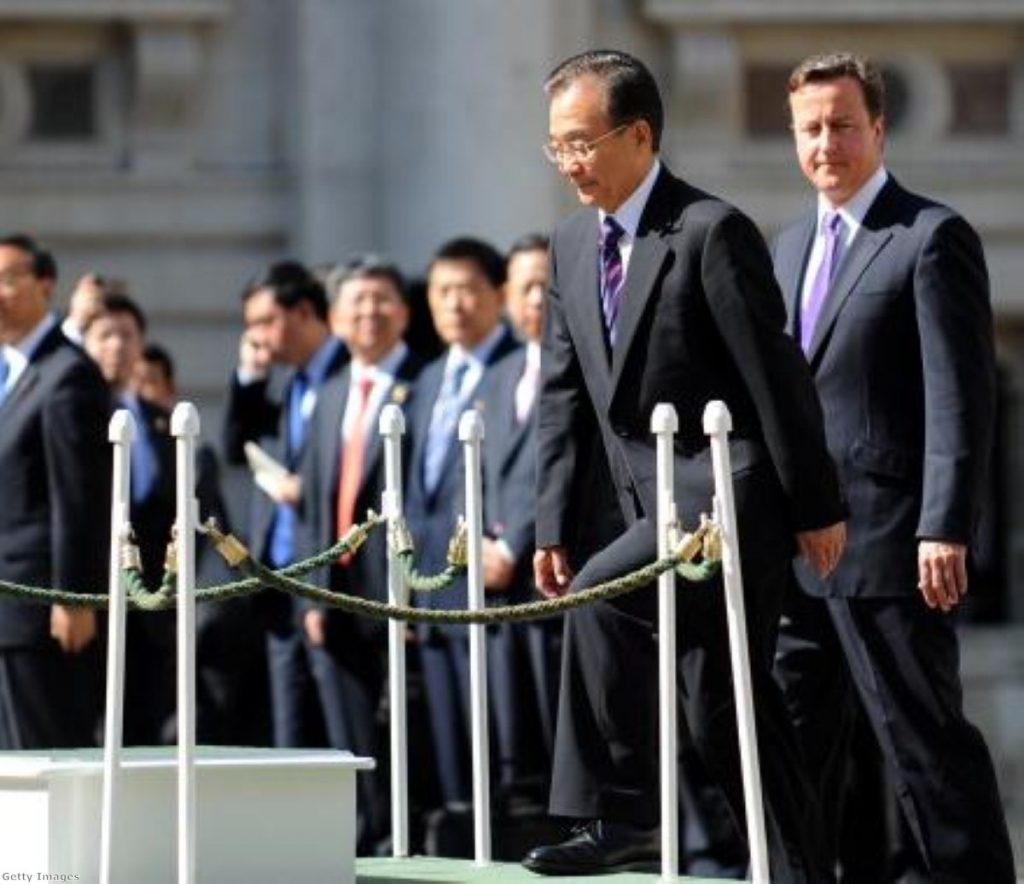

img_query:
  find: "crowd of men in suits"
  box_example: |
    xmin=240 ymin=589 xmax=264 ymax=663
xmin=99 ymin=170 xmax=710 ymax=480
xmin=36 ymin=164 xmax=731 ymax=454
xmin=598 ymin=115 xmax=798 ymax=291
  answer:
xmin=0 ymin=45 xmax=1016 ymax=882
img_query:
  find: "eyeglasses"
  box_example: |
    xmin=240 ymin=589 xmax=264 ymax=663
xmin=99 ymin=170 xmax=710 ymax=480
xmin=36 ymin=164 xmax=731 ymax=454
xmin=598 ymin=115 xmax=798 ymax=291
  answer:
xmin=542 ymin=122 xmax=632 ymax=166
xmin=0 ymin=265 xmax=34 ymax=290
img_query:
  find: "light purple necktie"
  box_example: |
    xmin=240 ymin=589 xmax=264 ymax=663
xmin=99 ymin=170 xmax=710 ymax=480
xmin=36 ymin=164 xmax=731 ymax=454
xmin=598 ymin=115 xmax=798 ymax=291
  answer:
xmin=800 ymin=211 xmax=845 ymax=353
xmin=600 ymin=216 xmax=625 ymax=344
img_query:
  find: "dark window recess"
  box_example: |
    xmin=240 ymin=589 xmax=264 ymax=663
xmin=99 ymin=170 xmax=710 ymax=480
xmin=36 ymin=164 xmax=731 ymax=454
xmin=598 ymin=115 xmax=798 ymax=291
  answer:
xmin=948 ymin=63 xmax=1010 ymax=135
xmin=27 ymin=64 xmax=97 ymax=140
xmin=744 ymin=64 xmax=792 ymax=138
xmin=879 ymin=66 xmax=910 ymax=133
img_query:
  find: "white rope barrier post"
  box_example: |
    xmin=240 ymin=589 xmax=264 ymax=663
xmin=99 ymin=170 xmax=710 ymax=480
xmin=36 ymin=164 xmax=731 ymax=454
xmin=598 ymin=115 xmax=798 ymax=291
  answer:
xmin=171 ymin=403 xmax=200 ymax=884
xmin=458 ymin=409 xmax=490 ymax=865
xmin=702 ymin=401 xmax=770 ymax=884
xmin=99 ymin=408 xmax=136 ymax=884
xmin=651 ymin=403 xmax=680 ymax=882
xmin=379 ymin=403 xmax=409 ymax=858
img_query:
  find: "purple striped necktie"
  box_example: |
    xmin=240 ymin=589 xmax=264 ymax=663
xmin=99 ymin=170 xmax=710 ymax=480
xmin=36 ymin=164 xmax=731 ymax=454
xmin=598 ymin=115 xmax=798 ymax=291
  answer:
xmin=600 ymin=216 xmax=625 ymax=344
xmin=800 ymin=210 xmax=845 ymax=353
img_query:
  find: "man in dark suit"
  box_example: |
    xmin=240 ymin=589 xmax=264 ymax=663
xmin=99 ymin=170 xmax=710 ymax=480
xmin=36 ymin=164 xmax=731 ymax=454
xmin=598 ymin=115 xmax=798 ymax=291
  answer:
xmin=772 ymin=52 xmax=1015 ymax=883
xmin=0 ymin=233 xmax=110 ymax=749
xmin=298 ymin=254 xmax=422 ymax=851
xmin=404 ymin=237 xmax=520 ymax=810
xmin=478 ymin=233 xmax=556 ymax=798
xmin=522 ymin=51 xmax=847 ymax=881
xmin=223 ymin=261 xmax=348 ymax=747
xmin=84 ymin=293 xmax=176 ymax=745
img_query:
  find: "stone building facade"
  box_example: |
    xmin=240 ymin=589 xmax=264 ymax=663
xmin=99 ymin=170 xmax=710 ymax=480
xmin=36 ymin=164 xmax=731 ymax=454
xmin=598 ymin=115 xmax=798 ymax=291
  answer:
xmin=0 ymin=0 xmax=1020 ymax=843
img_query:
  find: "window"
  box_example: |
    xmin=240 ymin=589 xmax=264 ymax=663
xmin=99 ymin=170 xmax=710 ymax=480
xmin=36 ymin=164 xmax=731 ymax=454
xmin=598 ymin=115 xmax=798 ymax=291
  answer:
xmin=948 ymin=63 xmax=1010 ymax=136
xmin=744 ymin=64 xmax=791 ymax=138
xmin=26 ymin=63 xmax=98 ymax=141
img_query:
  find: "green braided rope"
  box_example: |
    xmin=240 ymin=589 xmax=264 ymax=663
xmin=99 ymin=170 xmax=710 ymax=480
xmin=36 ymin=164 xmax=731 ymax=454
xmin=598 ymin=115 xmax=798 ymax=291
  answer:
xmin=396 ymin=552 xmax=465 ymax=592
xmin=233 ymin=547 xmax=719 ymax=625
xmin=0 ymin=512 xmax=719 ymax=623
xmin=0 ymin=515 xmax=387 ymax=611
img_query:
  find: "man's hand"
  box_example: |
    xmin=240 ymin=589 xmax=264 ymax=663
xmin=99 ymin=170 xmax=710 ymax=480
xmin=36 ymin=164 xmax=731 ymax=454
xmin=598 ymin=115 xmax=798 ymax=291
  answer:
xmin=268 ymin=473 xmax=302 ymax=505
xmin=796 ymin=522 xmax=847 ymax=578
xmin=918 ymin=541 xmax=968 ymax=612
xmin=238 ymin=330 xmax=272 ymax=379
xmin=534 ymin=546 xmax=573 ymax=598
xmin=482 ymin=538 xmax=516 ymax=592
xmin=50 ymin=606 xmax=96 ymax=653
xmin=303 ymin=609 xmax=326 ymax=647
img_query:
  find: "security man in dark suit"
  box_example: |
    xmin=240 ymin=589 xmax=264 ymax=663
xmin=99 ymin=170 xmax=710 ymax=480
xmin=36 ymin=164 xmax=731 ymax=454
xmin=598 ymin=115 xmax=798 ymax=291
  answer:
xmin=299 ymin=255 xmax=422 ymax=852
xmin=84 ymin=293 xmax=176 ymax=746
xmin=772 ymin=52 xmax=1015 ymax=883
xmin=521 ymin=51 xmax=846 ymax=882
xmin=478 ymin=234 xmax=557 ymax=797
xmin=404 ymin=238 xmax=520 ymax=810
xmin=223 ymin=261 xmax=348 ymax=748
xmin=0 ymin=233 xmax=110 ymax=749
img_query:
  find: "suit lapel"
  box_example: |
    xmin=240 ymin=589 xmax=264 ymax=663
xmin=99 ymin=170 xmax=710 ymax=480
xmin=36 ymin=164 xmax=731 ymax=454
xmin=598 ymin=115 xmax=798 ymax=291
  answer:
xmin=357 ymin=354 xmax=416 ymax=501
xmin=321 ymin=370 xmax=350 ymax=509
xmin=1 ymin=362 xmax=39 ymax=413
xmin=566 ymin=222 xmax=612 ymax=382
xmin=780 ymin=215 xmax=816 ymax=338
xmin=806 ymin=206 xmax=894 ymax=363
xmin=610 ymin=232 xmax=669 ymax=391
xmin=497 ymin=351 xmax=530 ymax=474
xmin=609 ymin=170 xmax=673 ymax=393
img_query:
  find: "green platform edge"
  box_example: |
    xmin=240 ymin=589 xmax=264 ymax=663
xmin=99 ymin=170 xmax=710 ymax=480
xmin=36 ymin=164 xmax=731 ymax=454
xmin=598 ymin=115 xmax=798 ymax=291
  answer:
xmin=357 ymin=856 xmax=732 ymax=883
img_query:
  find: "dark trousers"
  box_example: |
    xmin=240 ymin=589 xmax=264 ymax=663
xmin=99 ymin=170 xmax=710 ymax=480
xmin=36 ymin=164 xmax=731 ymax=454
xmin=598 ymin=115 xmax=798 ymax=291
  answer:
xmin=549 ymin=519 xmax=830 ymax=884
xmin=266 ymin=626 xmax=313 ymax=748
xmin=486 ymin=617 xmax=562 ymax=788
xmin=0 ymin=642 xmax=96 ymax=749
xmin=774 ymin=587 xmax=1016 ymax=884
xmin=420 ymin=630 xmax=472 ymax=805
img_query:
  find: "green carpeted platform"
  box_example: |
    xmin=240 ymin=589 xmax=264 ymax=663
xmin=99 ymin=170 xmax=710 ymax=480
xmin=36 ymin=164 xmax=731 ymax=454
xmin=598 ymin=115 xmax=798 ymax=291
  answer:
xmin=357 ymin=856 xmax=731 ymax=883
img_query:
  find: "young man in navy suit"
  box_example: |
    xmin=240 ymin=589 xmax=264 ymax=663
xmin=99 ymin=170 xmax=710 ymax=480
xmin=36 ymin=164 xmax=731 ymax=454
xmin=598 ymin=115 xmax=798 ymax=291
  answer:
xmin=223 ymin=261 xmax=348 ymax=748
xmin=772 ymin=52 xmax=1014 ymax=883
xmin=0 ymin=234 xmax=110 ymax=749
xmin=404 ymin=238 xmax=520 ymax=812
xmin=298 ymin=254 xmax=422 ymax=852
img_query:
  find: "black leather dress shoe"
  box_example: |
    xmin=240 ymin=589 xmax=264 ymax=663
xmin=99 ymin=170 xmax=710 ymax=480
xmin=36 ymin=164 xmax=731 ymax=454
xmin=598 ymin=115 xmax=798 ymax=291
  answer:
xmin=522 ymin=820 xmax=660 ymax=875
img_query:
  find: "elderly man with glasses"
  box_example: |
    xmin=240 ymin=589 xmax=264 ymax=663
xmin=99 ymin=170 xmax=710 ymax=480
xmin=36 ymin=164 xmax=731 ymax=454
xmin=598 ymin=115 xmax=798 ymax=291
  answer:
xmin=523 ymin=50 xmax=846 ymax=881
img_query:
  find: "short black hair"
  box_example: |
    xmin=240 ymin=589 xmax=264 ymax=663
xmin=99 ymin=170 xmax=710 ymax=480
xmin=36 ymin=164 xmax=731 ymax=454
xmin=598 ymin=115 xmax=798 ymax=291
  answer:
xmin=326 ymin=253 xmax=408 ymax=306
xmin=544 ymin=49 xmax=664 ymax=151
xmin=0 ymin=233 xmax=57 ymax=281
xmin=428 ymin=237 xmax=506 ymax=288
xmin=86 ymin=292 xmax=148 ymax=335
xmin=507 ymin=233 xmax=550 ymax=264
xmin=241 ymin=260 xmax=329 ymax=322
xmin=141 ymin=342 xmax=175 ymax=385
xmin=788 ymin=52 xmax=886 ymax=122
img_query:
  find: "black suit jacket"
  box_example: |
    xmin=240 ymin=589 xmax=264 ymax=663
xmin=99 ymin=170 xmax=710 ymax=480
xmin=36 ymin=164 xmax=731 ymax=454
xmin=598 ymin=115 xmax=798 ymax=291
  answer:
xmin=299 ymin=350 xmax=424 ymax=645
xmin=405 ymin=327 xmax=521 ymax=632
xmin=0 ymin=324 xmax=111 ymax=648
xmin=130 ymin=398 xmax=176 ymax=590
xmin=536 ymin=166 xmax=844 ymax=562
xmin=222 ymin=339 xmax=349 ymax=561
xmin=773 ymin=177 xmax=995 ymax=598
xmin=481 ymin=347 xmax=537 ymax=603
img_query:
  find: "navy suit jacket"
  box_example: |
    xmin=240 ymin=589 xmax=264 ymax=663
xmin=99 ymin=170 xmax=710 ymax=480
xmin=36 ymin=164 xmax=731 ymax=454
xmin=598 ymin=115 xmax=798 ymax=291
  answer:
xmin=481 ymin=347 xmax=537 ymax=604
xmin=222 ymin=339 xmax=349 ymax=563
xmin=404 ymin=327 xmax=521 ymax=634
xmin=773 ymin=177 xmax=995 ymax=598
xmin=0 ymin=325 xmax=111 ymax=648
xmin=298 ymin=350 xmax=424 ymax=645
